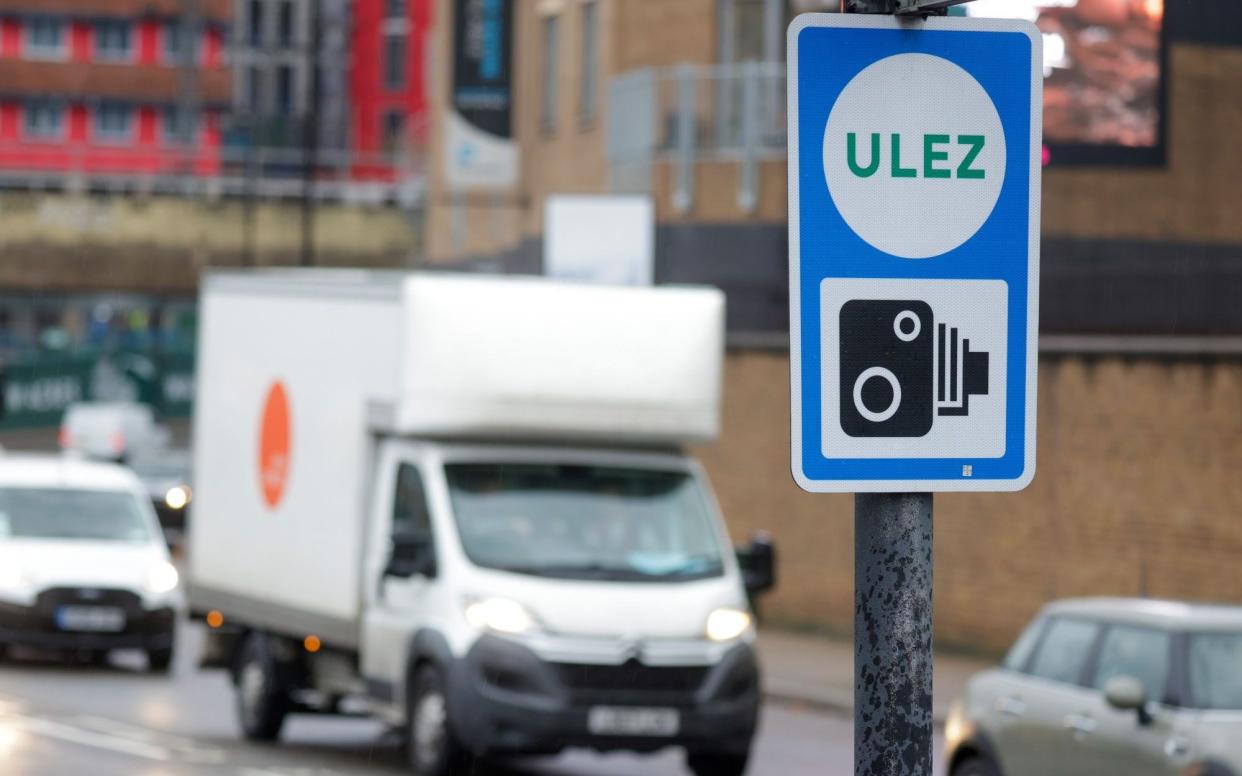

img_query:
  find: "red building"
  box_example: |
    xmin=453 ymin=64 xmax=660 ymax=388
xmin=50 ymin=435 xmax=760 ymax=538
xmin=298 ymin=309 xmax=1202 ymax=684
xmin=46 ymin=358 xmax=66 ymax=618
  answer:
xmin=0 ymin=0 xmax=431 ymax=193
xmin=347 ymin=0 xmax=432 ymax=182
xmin=0 ymin=0 xmax=232 ymax=183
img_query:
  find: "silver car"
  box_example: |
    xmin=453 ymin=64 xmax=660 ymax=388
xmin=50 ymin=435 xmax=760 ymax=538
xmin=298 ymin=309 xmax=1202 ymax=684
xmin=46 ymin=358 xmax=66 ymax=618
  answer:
xmin=946 ymin=598 xmax=1242 ymax=776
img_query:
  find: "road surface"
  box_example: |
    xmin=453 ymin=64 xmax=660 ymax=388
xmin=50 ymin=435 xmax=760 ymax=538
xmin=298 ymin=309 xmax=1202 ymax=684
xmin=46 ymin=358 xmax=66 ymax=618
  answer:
xmin=0 ymin=625 xmax=946 ymax=776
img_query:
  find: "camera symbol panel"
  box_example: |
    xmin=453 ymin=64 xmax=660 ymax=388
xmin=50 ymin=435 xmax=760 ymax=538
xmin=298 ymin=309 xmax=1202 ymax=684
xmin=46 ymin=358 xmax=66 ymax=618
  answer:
xmin=821 ymin=279 xmax=1007 ymax=459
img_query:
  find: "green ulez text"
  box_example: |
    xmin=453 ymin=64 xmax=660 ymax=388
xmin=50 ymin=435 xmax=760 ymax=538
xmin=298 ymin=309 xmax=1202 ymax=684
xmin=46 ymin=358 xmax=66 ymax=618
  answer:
xmin=846 ymin=133 xmax=986 ymax=179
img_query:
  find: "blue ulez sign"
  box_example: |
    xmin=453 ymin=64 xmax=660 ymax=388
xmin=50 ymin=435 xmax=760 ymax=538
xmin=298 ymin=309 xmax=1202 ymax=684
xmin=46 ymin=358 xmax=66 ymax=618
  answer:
xmin=787 ymin=14 xmax=1042 ymax=493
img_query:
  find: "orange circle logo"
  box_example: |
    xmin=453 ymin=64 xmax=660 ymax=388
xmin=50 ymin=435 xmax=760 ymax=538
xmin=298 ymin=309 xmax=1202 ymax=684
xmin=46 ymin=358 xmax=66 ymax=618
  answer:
xmin=259 ymin=381 xmax=291 ymax=510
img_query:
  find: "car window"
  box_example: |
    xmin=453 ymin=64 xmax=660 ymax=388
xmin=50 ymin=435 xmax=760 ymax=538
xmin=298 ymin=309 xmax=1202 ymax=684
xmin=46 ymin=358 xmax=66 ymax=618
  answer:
xmin=1028 ymin=618 xmax=1099 ymax=685
xmin=1187 ymin=633 xmax=1242 ymax=710
xmin=1091 ymin=625 xmax=1171 ymax=703
xmin=1003 ymin=617 xmax=1045 ymax=672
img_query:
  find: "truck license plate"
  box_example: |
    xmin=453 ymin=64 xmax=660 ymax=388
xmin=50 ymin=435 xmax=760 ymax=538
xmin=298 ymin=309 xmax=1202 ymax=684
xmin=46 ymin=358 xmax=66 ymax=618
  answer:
xmin=55 ymin=606 xmax=126 ymax=632
xmin=587 ymin=707 xmax=680 ymax=737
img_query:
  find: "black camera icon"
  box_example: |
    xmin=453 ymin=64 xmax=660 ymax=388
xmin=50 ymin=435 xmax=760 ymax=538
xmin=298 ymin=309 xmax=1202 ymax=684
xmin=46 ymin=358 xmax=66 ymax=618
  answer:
xmin=839 ymin=300 xmax=990 ymax=438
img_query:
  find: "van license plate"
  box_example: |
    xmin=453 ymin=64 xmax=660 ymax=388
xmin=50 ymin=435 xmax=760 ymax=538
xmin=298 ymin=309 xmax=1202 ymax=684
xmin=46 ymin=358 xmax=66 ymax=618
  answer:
xmin=587 ymin=707 xmax=680 ymax=737
xmin=55 ymin=606 xmax=125 ymax=632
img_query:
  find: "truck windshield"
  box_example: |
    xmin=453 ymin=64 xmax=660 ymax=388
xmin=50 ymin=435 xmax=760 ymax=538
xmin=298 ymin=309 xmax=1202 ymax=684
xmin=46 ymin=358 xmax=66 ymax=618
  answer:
xmin=445 ymin=463 xmax=725 ymax=582
xmin=0 ymin=488 xmax=153 ymax=543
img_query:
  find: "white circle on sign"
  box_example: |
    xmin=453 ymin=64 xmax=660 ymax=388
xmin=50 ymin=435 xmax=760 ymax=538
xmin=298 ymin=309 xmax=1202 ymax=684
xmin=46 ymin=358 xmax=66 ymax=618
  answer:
xmin=823 ymin=53 xmax=1006 ymax=259
xmin=853 ymin=366 xmax=902 ymax=423
xmin=894 ymin=310 xmax=921 ymax=342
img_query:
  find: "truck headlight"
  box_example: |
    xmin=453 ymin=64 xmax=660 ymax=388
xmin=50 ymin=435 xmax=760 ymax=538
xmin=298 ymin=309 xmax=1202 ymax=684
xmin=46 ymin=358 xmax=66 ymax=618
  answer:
xmin=164 ymin=486 xmax=191 ymax=510
xmin=145 ymin=562 xmax=179 ymax=595
xmin=706 ymin=608 xmax=752 ymax=642
xmin=464 ymin=597 xmax=537 ymax=636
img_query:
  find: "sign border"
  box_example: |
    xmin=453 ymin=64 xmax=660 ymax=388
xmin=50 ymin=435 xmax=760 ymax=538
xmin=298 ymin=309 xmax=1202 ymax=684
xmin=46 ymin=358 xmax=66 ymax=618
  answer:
xmin=788 ymin=13 xmax=1043 ymax=493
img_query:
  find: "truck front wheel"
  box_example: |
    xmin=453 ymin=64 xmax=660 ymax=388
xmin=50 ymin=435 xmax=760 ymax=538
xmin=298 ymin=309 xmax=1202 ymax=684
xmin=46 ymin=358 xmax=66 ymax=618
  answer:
xmin=236 ymin=633 xmax=289 ymax=741
xmin=407 ymin=666 xmax=473 ymax=776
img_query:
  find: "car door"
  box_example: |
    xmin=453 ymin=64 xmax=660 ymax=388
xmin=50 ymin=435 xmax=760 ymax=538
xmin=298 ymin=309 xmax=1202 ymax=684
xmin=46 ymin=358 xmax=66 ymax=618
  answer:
xmin=360 ymin=454 xmax=441 ymax=705
xmin=986 ymin=617 xmax=1103 ymax=776
xmin=1061 ymin=624 xmax=1185 ymax=776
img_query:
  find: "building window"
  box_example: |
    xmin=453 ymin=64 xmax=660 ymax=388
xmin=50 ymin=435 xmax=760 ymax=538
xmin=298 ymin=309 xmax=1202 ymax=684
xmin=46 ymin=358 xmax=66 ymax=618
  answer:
xmin=245 ymin=66 xmax=263 ymax=114
xmin=23 ymin=100 xmax=64 ymax=139
xmin=247 ymin=0 xmax=264 ymax=47
xmin=163 ymin=106 xmax=197 ymax=143
xmin=278 ymin=0 xmax=295 ymax=49
xmin=95 ymin=20 xmax=133 ymax=62
xmin=382 ymin=110 xmax=405 ymax=154
xmin=579 ymin=1 xmax=599 ymax=125
xmin=276 ymin=65 xmax=295 ymax=115
xmin=162 ymin=20 xmax=200 ymax=64
xmin=383 ymin=32 xmax=407 ymax=90
xmin=385 ymin=0 xmax=408 ymax=19
xmin=94 ymin=102 xmax=133 ymax=141
xmin=540 ymin=15 xmax=560 ymax=131
xmin=25 ymin=16 xmax=66 ymax=60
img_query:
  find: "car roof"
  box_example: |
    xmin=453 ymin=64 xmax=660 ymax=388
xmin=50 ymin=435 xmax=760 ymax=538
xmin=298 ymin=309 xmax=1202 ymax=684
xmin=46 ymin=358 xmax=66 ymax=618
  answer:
xmin=0 ymin=454 xmax=143 ymax=492
xmin=1044 ymin=597 xmax=1242 ymax=631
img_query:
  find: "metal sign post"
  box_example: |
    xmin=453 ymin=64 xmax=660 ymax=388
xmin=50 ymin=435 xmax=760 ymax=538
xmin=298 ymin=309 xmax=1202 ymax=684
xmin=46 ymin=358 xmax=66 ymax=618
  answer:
xmin=855 ymin=493 xmax=933 ymax=775
xmin=787 ymin=3 xmax=1042 ymax=774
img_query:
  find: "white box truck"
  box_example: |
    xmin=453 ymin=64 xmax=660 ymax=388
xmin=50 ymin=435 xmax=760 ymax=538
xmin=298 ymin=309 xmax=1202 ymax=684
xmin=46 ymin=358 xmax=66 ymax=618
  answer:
xmin=188 ymin=270 xmax=775 ymax=776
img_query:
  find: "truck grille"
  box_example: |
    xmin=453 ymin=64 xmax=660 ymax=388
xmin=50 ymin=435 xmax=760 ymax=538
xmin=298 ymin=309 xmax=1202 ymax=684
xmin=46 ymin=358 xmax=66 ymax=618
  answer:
xmin=554 ymin=660 xmax=709 ymax=703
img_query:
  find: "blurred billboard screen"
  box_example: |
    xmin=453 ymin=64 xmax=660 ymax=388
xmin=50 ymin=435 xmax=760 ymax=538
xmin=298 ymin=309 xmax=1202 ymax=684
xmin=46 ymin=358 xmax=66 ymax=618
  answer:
xmin=966 ymin=0 xmax=1166 ymax=166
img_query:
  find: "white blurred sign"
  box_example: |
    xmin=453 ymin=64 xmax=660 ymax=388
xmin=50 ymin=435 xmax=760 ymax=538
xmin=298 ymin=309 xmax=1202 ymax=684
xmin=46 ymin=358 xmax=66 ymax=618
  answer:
xmin=544 ymin=195 xmax=654 ymax=286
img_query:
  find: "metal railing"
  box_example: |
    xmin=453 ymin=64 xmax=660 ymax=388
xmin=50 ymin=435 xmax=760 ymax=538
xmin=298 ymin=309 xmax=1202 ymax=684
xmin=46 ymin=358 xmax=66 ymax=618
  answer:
xmin=0 ymin=142 xmax=428 ymax=206
xmin=607 ymin=62 xmax=787 ymax=213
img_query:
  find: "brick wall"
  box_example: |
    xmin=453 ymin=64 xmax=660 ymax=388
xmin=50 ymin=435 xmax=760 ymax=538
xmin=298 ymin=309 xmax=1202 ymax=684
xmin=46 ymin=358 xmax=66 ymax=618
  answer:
xmin=696 ymin=350 xmax=1242 ymax=653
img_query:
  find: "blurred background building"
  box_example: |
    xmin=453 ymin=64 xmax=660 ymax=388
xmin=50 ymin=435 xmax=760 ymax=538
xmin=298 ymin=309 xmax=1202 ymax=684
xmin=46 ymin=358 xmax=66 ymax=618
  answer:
xmin=0 ymin=0 xmax=1238 ymax=653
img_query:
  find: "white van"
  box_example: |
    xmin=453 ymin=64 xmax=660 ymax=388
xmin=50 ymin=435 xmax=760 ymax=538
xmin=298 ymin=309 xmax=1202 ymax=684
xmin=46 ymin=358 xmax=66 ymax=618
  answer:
xmin=189 ymin=271 xmax=775 ymax=776
xmin=0 ymin=455 xmax=181 ymax=671
xmin=60 ymin=401 xmax=171 ymax=463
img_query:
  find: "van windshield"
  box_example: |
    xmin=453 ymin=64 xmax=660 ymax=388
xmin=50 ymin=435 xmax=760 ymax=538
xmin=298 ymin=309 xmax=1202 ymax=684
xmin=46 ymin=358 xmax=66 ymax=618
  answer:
xmin=0 ymin=488 xmax=153 ymax=543
xmin=445 ymin=463 xmax=725 ymax=582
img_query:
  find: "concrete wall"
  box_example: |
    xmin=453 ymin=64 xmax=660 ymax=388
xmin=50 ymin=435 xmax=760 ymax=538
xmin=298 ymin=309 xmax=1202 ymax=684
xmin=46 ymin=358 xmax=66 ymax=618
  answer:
xmin=696 ymin=351 xmax=1242 ymax=653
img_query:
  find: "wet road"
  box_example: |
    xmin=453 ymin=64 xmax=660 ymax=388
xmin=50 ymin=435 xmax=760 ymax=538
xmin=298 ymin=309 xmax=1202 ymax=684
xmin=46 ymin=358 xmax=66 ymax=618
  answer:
xmin=0 ymin=625 xmax=946 ymax=776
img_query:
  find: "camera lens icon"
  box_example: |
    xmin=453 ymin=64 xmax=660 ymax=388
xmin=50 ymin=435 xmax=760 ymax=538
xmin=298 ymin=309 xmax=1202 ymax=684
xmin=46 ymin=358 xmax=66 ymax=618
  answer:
xmin=839 ymin=300 xmax=990 ymax=438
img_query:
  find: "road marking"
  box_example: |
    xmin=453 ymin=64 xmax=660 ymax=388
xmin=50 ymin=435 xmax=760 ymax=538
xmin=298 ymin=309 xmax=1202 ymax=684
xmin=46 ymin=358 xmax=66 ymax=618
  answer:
xmin=12 ymin=714 xmax=173 ymax=761
xmin=73 ymin=714 xmax=228 ymax=763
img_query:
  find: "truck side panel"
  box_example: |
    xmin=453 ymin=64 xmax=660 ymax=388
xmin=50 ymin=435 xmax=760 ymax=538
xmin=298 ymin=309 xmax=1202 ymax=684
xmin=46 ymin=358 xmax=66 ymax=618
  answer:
xmin=189 ymin=277 xmax=402 ymax=635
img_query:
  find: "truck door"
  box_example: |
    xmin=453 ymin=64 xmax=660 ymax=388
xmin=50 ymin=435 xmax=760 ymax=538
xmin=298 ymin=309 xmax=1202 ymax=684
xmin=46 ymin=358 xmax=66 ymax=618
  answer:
xmin=361 ymin=456 xmax=441 ymax=708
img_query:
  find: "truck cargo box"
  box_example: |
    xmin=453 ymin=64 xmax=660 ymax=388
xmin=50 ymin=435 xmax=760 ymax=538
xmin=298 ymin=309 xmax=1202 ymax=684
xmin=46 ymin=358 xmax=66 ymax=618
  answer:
xmin=189 ymin=270 xmax=725 ymax=642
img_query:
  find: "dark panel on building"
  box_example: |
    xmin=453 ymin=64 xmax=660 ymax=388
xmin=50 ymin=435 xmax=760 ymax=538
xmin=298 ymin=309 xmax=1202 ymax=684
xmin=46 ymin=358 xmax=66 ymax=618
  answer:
xmin=1168 ymin=0 xmax=1242 ymax=47
xmin=446 ymin=226 xmax=1242 ymax=338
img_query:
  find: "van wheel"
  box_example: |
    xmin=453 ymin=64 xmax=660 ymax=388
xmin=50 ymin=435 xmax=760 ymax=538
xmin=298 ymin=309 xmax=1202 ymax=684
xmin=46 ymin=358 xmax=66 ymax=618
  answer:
xmin=407 ymin=666 xmax=473 ymax=776
xmin=236 ymin=633 xmax=288 ymax=741
xmin=952 ymin=756 xmax=1002 ymax=776
xmin=687 ymin=750 xmax=751 ymax=776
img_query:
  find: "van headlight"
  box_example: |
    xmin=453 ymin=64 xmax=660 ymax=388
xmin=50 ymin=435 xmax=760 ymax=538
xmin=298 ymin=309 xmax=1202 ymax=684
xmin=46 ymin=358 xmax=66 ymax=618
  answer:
xmin=463 ymin=597 xmax=538 ymax=636
xmin=706 ymin=608 xmax=753 ymax=642
xmin=0 ymin=564 xmax=29 ymax=593
xmin=145 ymin=562 xmax=180 ymax=595
xmin=164 ymin=486 xmax=191 ymax=510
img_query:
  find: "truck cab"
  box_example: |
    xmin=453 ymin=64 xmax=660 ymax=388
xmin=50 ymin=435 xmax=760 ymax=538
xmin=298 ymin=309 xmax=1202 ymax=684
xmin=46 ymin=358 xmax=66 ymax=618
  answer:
xmin=364 ymin=441 xmax=764 ymax=774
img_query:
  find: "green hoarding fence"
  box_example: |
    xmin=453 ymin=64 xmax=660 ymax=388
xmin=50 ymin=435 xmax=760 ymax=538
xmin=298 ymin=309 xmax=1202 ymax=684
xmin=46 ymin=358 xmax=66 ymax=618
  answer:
xmin=0 ymin=347 xmax=196 ymax=430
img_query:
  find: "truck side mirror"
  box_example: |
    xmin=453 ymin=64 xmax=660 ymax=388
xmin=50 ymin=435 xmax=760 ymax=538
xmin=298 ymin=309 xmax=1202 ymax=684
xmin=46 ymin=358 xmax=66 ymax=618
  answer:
xmin=736 ymin=532 xmax=777 ymax=598
xmin=1104 ymin=675 xmax=1152 ymax=725
xmin=385 ymin=532 xmax=437 ymax=580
